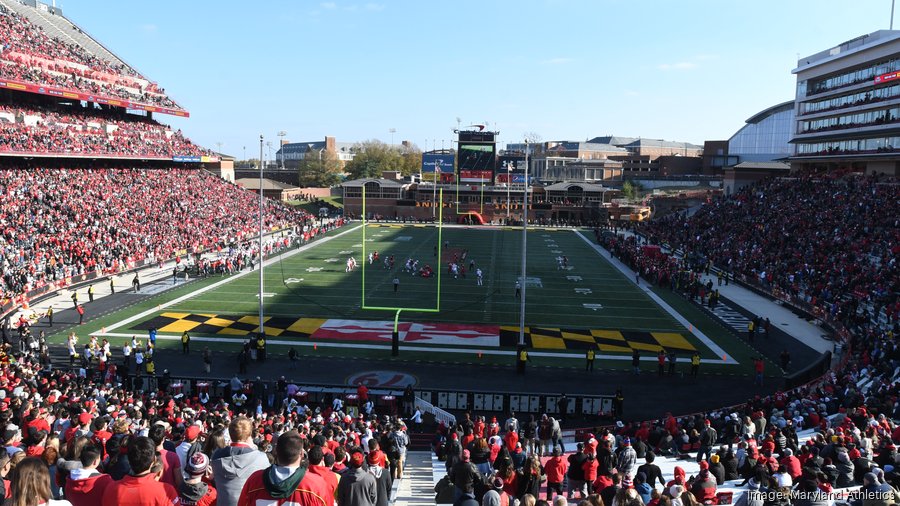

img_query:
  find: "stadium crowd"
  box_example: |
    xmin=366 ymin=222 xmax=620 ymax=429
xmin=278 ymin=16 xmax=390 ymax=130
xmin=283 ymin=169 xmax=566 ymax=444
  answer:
xmin=0 ymin=167 xmax=320 ymax=302
xmin=429 ymin=172 xmax=900 ymax=506
xmin=0 ymin=347 xmax=409 ymax=506
xmin=640 ymin=173 xmax=899 ymax=330
xmin=0 ymin=104 xmax=208 ymax=157
xmin=0 ymin=4 xmax=181 ymax=109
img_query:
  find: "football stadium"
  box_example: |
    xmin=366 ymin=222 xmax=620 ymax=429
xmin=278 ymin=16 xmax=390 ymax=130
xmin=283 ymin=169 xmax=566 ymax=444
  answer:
xmin=0 ymin=1 xmax=896 ymax=506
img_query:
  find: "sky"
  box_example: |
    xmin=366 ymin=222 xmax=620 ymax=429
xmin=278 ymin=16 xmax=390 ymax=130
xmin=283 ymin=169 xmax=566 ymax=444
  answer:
xmin=57 ymin=0 xmax=894 ymax=157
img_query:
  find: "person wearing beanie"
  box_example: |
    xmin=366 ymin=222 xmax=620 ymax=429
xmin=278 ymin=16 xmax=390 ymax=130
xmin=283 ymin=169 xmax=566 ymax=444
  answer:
xmin=634 ymin=472 xmax=653 ymax=505
xmin=779 ymin=448 xmax=802 ymax=482
xmin=709 ymin=454 xmax=726 ymax=485
xmin=617 ymin=437 xmax=637 ymax=477
xmin=179 ymin=452 xmax=217 ymax=506
xmin=366 ymin=447 xmax=392 ymax=506
xmin=337 ymin=449 xmax=376 ymax=506
xmin=237 ymin=430 xmax=330 ymax=506
xmin=691 ymin=462 xmax=718 ymax=504
xmin=449 ymin=449 xmax=479 ymax=501
xmin=859 ymin=471 xmax=899 ymax=506
xmin=566 ymin=443 xmax=588 ymax=500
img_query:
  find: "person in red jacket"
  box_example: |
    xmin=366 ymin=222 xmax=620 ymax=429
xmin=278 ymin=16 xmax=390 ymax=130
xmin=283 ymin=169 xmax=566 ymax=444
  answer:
xmin=306 ymin=445 xmax=338 ymax=500
xmin=179 ymin=451 xmax=217 ymax=506
xmin=779 ymin=448 xmax=802 ymax=481
xmin=65 ymin=444 xmax=113 ymax=506
xmin=101 ymin=436 xmax=179 ymax=506
xmin=544 ymin=448 xmax=568 ymax=501
xmin=690 ymin=461 xmax=717 ymax=504
xmin=238 ymin=430 xmax=330 ymax=506
xmin=503 ymin=428 xmax=519 ymax=453
xmin=582 ymin=454 xmax=598 ymax=491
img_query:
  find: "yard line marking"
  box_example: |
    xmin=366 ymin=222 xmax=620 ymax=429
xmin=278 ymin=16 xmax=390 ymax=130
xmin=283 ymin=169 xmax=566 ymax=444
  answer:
xmin=102 ymin=224 xmax=363 ymax=334
xmin=573 ymin=230 xmax=736 ymax=364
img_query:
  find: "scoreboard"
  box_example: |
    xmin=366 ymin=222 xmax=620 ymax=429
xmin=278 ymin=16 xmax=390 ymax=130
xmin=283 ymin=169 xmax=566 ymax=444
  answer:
xmin=457 ymin=130 xmax=497 ymax=183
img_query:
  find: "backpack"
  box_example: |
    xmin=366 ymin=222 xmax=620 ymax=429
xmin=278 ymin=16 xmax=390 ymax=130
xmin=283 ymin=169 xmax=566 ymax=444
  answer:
xmin=387 ymin=432 xmax=401 ymax=458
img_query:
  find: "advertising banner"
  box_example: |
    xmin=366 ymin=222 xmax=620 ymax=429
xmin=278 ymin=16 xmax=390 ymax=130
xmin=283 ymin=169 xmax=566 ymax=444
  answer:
xmin=421 ymin=153 xmax=455 ymax=182
xmin=875 ymin=71 xmax=899 ymax=84
xmin=0 ymin=78 xmax=189 ymax=117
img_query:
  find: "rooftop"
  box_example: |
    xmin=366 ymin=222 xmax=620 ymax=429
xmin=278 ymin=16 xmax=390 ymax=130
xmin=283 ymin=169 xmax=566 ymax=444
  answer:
xmin=793 ymin=30 xmax=900 ymax=74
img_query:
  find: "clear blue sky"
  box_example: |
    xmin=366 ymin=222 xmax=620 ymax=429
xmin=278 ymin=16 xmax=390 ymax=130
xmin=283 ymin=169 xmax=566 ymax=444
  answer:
xmin=62 ymin=0 xmax=893 ymax=156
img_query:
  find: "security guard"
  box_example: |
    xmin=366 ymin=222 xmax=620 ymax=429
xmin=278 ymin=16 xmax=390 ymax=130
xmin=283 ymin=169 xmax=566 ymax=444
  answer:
xmin=516 ymin=346 xmax=528 ymax=375
xmin=181 ymin=331 xmax=190 ymax=354
xmin=586 ymin=348 xmax=596 ymax=372
xmin=691 ymin=351 xmax=701 ymax=377
xmin=45 ymin=306 xmax=53 ymax=327
xmin=87 ymin=284 xmax=94 ymax=303
xmin=256 ymin=334 xmax=266 ymax=362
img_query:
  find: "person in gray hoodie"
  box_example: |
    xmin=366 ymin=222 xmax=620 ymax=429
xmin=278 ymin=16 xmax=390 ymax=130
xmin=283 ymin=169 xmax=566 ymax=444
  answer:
xmin=211 ymin=415 xmax=270 ymax=506
xmin=337 ymin=450 xmax=377 ymax=506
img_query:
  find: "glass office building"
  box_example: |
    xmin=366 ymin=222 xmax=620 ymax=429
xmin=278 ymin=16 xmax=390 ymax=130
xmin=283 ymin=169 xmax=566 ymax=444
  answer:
xmin=791 ymin=30 xmax=900 ymax=175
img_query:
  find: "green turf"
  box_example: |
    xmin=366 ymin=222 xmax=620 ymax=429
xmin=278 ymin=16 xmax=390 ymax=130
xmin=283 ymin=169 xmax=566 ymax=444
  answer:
xmin=167 ymin=226 xmax=682 ymax=331
xmin=47 ymin=224 xmax=767 ymax=374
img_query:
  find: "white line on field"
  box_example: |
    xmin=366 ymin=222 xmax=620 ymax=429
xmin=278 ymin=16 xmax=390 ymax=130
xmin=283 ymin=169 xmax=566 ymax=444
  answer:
xmin=573 ymin=230 xmax=735 ymax=364
xmin=102 ymin=225 xmax=363 ymax=334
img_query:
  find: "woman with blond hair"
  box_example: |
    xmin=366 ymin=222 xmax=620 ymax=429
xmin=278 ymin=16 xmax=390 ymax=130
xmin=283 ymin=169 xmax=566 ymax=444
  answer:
xmin=6 ymin=456 xmax=72 ymax=506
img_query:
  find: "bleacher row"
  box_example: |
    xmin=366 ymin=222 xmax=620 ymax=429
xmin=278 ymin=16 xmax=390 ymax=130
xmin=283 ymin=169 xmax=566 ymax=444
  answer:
xmin=0 ymin=167 xmax=316 ymax=303
xmin=0 ymin=0 xmax=183 ymax=110
xmin=0 ymin=103 xmax=207 ymax=158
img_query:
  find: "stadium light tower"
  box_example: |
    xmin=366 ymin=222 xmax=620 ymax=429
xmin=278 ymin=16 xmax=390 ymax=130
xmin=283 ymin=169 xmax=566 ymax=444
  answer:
xmin=389 ymin=128 xmax=396 ymax=147
xmin=258 ymin=135 xmax=265 ymax=338
xmin=277 ymin=131 xmax=287 ymax=170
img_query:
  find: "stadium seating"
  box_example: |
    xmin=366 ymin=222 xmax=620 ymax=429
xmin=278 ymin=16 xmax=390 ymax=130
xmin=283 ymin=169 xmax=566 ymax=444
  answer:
xmin=0 ymin=167 xmax=314 ymax=301
xmin=0 ymin=103 xmax=206 ymax=157
xmin=642 ymin=173 xmax=899 ymax=331
xmin=0 ymin=2 xmax=183 ymax=110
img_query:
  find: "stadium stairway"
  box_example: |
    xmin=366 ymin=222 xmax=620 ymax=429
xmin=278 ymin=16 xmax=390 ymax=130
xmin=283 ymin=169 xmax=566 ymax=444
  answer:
xmin=394 ymin=451 xmax=438 ymax=506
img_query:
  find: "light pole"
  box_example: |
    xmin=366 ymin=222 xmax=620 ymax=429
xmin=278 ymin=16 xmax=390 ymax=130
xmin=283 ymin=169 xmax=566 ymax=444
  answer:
xmin=432 ymin=160 xmax=439 ymax=219
xmin=258 ymin=135 xmax=265 ymax=338
xmin=389 ymin=128 xmax=396 ymax=147
xmin=277 ymin=131 xmax=287 ymax=170
xmin=518 ymin=140 xmax=529 ymax=347
xmin=505 ymin=161 xmax=512 ymax=220
xmin=243 ymin=146 xmax=246 ymax=165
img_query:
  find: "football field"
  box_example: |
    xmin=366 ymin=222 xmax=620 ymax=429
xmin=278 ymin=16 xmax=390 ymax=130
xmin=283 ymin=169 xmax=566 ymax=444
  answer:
xmin=74 ymin=223 xmax=762 ymax=372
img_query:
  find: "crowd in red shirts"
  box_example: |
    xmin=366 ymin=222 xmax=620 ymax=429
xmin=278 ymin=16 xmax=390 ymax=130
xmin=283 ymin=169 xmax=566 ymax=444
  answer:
xmin=641 ymin=172 xmax=899 ymax=330
xmin=0 ymin=4 xmax=181 ymax=110
xmin=0 ymin=104 xmax=208 ymax=158
xmin=0 ymin=348 xmax=408 ymax=506
xmin=0 ymin=167 xmax=316 ymax=301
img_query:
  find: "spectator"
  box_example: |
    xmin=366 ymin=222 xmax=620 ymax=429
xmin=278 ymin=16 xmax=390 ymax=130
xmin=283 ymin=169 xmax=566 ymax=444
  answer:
xmin=337 ymin=449 xmax=376 ymax=506
xmin=179 ymin=452 xmax=217 ymax=506
xmin=101 ymin=436 xmax=179 ymax=505
xmin=211 ymin=416 xmax=270 ymax=506
xmin=64 ymin=443 xmax=112 ymax=506
xmin=7 ymin=456 xmax=72 ymax=506
xmin=236 ymin=430 xmax=330 ymax=506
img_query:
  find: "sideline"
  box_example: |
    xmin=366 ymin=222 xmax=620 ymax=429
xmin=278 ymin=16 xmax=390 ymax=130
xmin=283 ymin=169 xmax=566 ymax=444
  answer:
xmin=573 ymin=230 xmax=734 ymax=363
xmin=98 ymin=224 xmax=363 ymax=335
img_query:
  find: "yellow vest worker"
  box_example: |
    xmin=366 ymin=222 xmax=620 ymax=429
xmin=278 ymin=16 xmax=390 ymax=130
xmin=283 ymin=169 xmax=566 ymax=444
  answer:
xmin=586 ymin=349 xmax=596 ymax=372
xmin=516 ymin=348 xmax=528 ymax=375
